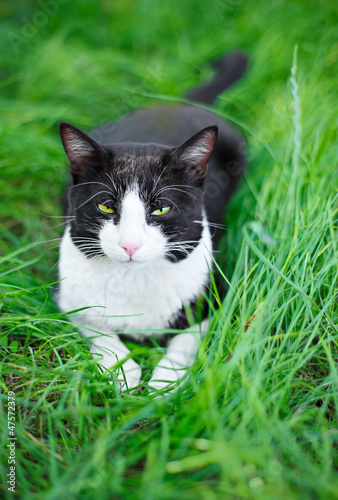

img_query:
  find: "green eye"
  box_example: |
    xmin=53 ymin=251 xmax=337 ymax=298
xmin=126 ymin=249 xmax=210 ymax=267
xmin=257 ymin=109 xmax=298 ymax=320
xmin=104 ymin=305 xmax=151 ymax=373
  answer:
xmin=151 ymin=206 xmax=171 ymax=216
xmin=98 ymin=203 xmax=114 ymax=214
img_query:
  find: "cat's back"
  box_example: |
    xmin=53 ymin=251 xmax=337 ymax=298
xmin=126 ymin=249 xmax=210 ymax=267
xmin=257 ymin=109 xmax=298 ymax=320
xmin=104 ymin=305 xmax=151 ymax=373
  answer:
xmin=90 ymin=104 xmax=242 ymax=151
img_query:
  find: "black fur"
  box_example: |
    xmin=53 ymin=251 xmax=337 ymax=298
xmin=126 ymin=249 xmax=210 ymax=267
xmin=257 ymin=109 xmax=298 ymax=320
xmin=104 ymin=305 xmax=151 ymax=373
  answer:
xmin=185 ymin=50 xmax=248 ymax=105
xmin=60 ymin=51 xmax=247 ymax=262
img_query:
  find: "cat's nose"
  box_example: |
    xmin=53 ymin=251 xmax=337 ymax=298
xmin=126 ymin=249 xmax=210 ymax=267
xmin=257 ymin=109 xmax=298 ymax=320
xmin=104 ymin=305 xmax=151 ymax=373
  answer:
xmin=120 ymin=243 xmax=140 ymax=257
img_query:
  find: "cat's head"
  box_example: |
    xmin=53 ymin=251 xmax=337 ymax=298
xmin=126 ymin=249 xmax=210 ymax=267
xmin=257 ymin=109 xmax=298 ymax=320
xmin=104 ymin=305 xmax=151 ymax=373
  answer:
xmin=60 ymin=122 xmax=217 ymax=265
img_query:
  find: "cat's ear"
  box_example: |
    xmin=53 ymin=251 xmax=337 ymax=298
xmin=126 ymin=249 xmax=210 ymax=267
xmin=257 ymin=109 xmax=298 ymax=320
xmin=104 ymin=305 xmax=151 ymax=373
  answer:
xmin=59 ymin=122 xmax=105 ymax=180
xmin=172 ymin=126 xmax=218 ymax=183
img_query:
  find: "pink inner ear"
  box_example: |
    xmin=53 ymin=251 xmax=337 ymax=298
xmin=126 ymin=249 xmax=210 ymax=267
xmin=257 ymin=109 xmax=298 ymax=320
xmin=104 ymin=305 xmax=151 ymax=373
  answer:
xmin=178 ymin=127 xmax=217 ymax=166
xmin=60 ymin=122 xmax=103 ymax=179
xmin=62 ymin=128 xmax=96 ymax=162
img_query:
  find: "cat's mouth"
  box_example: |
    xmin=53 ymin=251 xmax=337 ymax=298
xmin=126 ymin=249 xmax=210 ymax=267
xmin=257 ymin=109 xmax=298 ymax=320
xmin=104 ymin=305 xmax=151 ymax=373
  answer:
xmin=101 ymin=248 xmax=148 ymax=265
xmin=118 ymin=254 xmax=146 ymax=265
xmin=126 ymin=256 xmax=140 ymax=263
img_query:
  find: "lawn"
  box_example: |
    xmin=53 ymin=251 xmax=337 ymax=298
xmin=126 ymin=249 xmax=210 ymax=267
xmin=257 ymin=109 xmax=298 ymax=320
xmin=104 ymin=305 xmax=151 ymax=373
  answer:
xmin=0 ymin=1 xmax=337 ymax=499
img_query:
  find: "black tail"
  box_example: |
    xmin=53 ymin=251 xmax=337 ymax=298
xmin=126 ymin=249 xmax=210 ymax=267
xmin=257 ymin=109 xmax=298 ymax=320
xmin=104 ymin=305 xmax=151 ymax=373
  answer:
xmin=185 ymin=51 xmax=248 ymax=106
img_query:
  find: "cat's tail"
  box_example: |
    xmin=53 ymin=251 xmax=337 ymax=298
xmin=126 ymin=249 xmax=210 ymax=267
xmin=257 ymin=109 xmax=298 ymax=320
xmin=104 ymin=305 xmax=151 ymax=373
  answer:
xmin=185 ymin=51 xmax=248 ymax=106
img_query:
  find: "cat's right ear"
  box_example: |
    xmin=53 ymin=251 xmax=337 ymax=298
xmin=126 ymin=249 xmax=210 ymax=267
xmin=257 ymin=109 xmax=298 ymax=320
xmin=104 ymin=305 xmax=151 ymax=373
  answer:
xmin=59 ymin=122 xmax=105 ymax=181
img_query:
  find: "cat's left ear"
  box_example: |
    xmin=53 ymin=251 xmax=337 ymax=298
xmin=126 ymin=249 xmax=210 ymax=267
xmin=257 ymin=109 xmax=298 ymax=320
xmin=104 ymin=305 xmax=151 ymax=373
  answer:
xmin=171 ymin=126 xmax=218 ymax=183
xmin=59 ymin=122 xmax=105 ymax=181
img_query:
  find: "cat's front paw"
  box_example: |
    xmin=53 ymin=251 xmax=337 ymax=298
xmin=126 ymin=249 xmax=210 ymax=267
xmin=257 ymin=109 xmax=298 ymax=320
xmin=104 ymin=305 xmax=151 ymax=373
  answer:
xmin=147 ymin=380 xmax=177 ymax=397
xmin=147 ymin=361 xmax=186 ymax=396
xmin=117 ymin=359 xmax=142 ymax=393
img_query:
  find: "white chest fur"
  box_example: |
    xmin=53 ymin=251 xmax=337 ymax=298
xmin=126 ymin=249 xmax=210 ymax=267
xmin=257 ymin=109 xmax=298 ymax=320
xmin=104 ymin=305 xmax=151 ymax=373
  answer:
xmin=56 ymin=225 xmax=212 ymax=340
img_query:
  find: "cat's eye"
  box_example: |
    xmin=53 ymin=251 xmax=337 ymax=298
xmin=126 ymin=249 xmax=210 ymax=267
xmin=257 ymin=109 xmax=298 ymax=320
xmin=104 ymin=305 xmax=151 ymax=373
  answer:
xmin=98 ymin=203 xmax=114 ymax=214
xmin=151 ymin=206 xmax=171 ymax=216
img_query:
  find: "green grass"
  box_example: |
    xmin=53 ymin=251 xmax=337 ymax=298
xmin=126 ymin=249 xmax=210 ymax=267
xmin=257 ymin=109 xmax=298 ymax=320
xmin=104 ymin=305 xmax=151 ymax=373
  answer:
xmin=0 ymin=1 xmax=337 ymax=498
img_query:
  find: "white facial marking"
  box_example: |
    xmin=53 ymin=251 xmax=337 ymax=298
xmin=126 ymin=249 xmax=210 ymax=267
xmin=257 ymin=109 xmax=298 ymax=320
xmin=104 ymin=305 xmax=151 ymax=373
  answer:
xmin=99 ymin=187 xmax=167 ymax=263
xmin=118 ymin=189 xmax=147 ymax=249
xmin=57 ymin=218 xmax=212 ymax=336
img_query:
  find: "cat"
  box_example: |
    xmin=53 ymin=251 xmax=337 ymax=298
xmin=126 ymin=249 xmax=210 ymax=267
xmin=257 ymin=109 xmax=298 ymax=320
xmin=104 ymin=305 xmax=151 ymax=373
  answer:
xmin=55 ymin=51 xmax=247 ymax=393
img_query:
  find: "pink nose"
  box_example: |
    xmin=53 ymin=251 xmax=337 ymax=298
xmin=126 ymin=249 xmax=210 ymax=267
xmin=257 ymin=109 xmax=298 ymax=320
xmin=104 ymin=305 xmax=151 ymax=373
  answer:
xmin=121 ymin=243 xmax=140 ymax=257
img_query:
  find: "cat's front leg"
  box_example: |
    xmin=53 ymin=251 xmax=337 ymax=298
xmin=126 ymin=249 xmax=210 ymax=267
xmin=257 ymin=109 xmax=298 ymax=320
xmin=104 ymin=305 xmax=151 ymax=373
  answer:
xmin=85 ymin=331 xmax=142 ymax=392
xmin=148 ymin=319 xmax=208 ymax=394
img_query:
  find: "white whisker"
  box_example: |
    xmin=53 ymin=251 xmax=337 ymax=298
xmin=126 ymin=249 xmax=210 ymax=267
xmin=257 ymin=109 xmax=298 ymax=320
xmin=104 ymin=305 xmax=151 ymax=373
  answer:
xmin=156 ymin=186 xmax=198 ymax=201
xmin=156 ymin=184 xmax=204 ymax=197
xmin=68 ymin=181 xmax=113 ymax=193
xmin=54 ymin=219 xmax=76 ymax=228
xmin=75 ymin=190 xmax=114 ymax=210
xmin=193 ymin=220 xmax=226 ymax=230
xmin=104 ymin=172 xmax=117 ymax=191
xmin=152 ymin=164 xmax=171 ymax=194
xmin=159 ymin=196 xmax=181 ymax=213
xmin=43 ymin=215 xmax=73 ymax=219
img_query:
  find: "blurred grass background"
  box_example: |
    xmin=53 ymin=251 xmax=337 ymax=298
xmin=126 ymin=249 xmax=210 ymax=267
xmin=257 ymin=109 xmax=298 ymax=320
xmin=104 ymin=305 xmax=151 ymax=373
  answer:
xmin=0 ymin=0 xmax=337 ymax=499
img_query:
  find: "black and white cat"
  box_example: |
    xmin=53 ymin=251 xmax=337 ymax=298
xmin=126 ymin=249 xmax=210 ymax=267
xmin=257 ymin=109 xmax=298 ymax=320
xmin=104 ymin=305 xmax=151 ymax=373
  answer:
xmin=55 ymin=51 xmax=247 ymax=393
